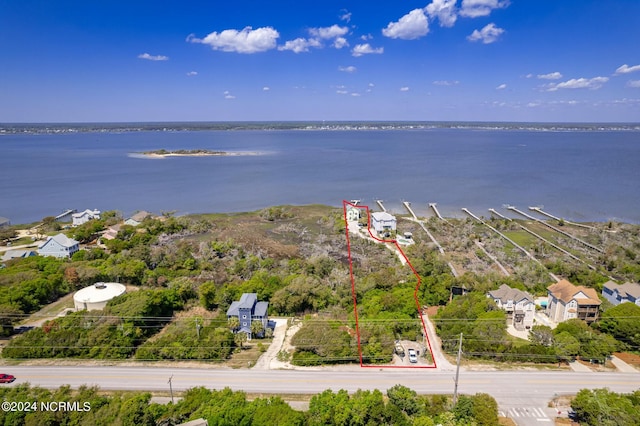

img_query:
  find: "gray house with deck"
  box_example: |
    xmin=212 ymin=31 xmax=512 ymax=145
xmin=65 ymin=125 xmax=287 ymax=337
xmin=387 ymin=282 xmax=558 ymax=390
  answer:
xmin=226 ymin=293 xmax=269 ymax=340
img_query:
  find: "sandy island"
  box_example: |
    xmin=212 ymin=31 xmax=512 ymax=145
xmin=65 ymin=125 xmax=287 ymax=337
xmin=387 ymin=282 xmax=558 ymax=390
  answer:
xmin=133 ymin=149 xmax=263 ymax=158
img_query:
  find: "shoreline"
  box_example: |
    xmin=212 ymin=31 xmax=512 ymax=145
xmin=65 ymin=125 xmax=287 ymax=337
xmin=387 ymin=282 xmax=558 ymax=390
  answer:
xmin=133 ymin=150 xmax=264 ymax=158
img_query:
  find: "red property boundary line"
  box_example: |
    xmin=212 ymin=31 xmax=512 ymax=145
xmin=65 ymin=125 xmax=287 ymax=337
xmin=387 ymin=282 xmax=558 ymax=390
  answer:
xmin=343 ymin=200 xmax=437 ymax=369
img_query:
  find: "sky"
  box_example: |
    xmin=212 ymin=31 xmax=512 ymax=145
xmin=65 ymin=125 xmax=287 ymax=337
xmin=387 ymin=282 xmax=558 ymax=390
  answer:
xmin=1 ymin=0 xmax=640 ymax=123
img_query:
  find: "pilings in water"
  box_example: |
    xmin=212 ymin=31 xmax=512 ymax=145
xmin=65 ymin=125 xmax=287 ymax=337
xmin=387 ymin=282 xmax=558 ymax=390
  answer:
xmin=507 ymin=206 xmax=603 ymax=253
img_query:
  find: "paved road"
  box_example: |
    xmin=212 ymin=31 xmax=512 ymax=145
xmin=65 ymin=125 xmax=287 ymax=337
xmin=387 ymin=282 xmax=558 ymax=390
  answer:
xmin=5 ymin=366 xmax=638 ymax=411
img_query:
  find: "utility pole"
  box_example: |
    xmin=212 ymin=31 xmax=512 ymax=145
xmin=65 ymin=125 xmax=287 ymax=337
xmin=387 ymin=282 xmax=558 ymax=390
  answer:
xmin=195 ymin=318 xmax=201 ymax=339
xmin=168 ymin=375 xmax=174 ymax=404
xmin=452 ymin=333 xmax=463 ymax=406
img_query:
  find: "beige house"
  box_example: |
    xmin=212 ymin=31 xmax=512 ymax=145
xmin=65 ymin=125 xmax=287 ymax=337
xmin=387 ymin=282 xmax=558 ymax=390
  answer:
xmin=546 ymin=279 xmax=600 ymax=324
xmin=487 ymin=284 xmax=535 ymax=330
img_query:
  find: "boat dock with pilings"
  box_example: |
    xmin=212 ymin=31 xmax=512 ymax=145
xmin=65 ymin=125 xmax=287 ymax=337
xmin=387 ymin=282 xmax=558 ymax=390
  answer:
xmin=529 ymin=206 xmax=596 ymax=230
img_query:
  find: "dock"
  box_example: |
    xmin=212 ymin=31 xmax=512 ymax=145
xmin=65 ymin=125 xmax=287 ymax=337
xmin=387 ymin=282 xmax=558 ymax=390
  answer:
xmin=462 ymin=208 xmax=559 ymax=281
xmin=402 ymin=201 xmax=417 ymax=220
xmin=429 ymin=203 xmax=445 ymax=221
xmin=475 ymin=241 xmax=510 ymax=276
xmin=488 ymin=208 xmax=511 ymax=221
xmin=375 ymin=200 xmax=386 ymax=212
xmin=507 ymin=206 xmax=603 ymax=253
xmin=529 ymin=207 xmax=595 ymax=230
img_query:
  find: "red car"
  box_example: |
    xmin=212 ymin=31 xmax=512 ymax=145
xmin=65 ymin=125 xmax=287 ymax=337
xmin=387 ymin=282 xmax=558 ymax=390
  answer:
xmin=0 ymin=374 xmax=15 ymax=383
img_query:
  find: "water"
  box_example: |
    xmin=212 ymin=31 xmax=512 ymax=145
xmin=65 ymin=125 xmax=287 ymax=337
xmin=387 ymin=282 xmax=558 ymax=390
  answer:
xmin=1 ymin=127 xmax=639 ymax=224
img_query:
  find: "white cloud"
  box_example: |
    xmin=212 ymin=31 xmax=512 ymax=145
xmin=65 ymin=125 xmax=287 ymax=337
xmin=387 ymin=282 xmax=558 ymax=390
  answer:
xmin=351 ymin=92 xmax=361 ymax=97
xmin=336 ymin=89 xmax=349 ymax=95
xmin=460 ymin=0 xmax=510 ymax=18
xmin=496 ymin=83 xmax=507 ymax=90
xmin=309 ymin=25 xmax=348 ymax=39
xmin=433 ymin=80 xmax=460 ymax=86
xmin=537 ymin=71 xmax=563 ymax=80
xmin=627 ymin=80 xmax=640 ymax=88
xmin=426 ymin=0 xmax=458 ymax=27
xmin=338 ymin=65 xmax=357 ymax=73
xmin=138 ymin=53 xmax=169 ymax=61
xmin=545 ymin=76 xmax=609 ymax=91
xmin=186 ymin=71 xmax=198 ymax=76
xmin=187 ymin=27 xmax=279 ymax=54
xmin=360 ymin=34 xmax=373 ymax=41
xmin=333 ymin=37 xmax=348 ymax=49
xmin=340 ymin=10 xmax=352 ymax=23
xmin=352 ymin=43 xmax=384 ymax=57
xmin=525 ymin=73 xmax=533 ymax=78
xmin=382 ymin=8 xmax=429 ymax=40
xmin=262 ymin=86 xmax=270 ymax=91
xmin=278 ymin=37 xmax=321 ymax=53
xmin=467 ymin=23 xmax=504 ymax=44
xmin=615 ymin=64 xmax=640 ymax=75
xmin=223 ymin=90 xmax=236 ymax=99
xmin=400 ymin=86 xmax=410 ymax=91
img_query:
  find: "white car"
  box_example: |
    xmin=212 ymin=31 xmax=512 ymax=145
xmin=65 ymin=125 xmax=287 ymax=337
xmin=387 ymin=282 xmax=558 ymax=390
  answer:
xmin=408 ymin=348 xmax=417 ymax=363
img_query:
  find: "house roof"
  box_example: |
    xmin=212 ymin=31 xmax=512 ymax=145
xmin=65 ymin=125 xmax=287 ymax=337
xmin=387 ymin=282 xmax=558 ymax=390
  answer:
xmin=371 ymin=212 xmax=396 ymax=222
xmin=547 ymin=279 xmax=601 ymax=306
xmin=226 ymin=293 xmax=269 ymax=318
xmin=40 ymin=233 xmax=79 ymax=249
xmin=1 ymin=250 xmax=37 ymax=262
xmin=72 ymin=209 xmax=100 ymax=218
xmin=129 ymin=211 xmax=151 ymax=222
xmin=254 ymin=301 xmax=269 ymax=317
xmin=488 ymin=284 xmax=534 ymax=304
xmin=604 ymin=280 xmax=640 ymax=299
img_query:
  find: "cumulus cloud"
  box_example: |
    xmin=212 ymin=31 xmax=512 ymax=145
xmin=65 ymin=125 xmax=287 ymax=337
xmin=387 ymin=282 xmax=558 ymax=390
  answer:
xmin=382 ymin=8 xmax=429 ymax=40
xmin=309 ymin=25 xmax=348 ymax=39
xmin=496 ymin=83 xmax=507 ymax=90
xmin=187 ymin=27 xmax=279 ymax=54
xmin=340 ymin=10 xmax=352 ymax=23
xmin=537 ymin=72 xmax=563 ymax=80
xmin=278 ymin=37 xmax=321 ymax=53
xmin=615 ymin=64 xmax=640 ymax=75
xmin=336 ymin=89 xmax=349 ymax=95
xmin=433 ymin=80 xmax=460 ymax=86
xmin=467 ymin=23 xmax=504 ymax=44
xmin=138 ymin=53 xmax=169 ymax=61
xmin=400 ymin=86 xmax=410 ymax=91
xmin=333 ymin=37 xmax=348 ymax=49
xmin=626 ymin=80 xmax=640 ymax=88
xmin=545 ymin=76 xmax=609 ymax=91
xmin=426 ymin=0 xmax=458 ymax=27
xmin=338 ymin=65 xmax=357 ymax=73
xmin=223 ymin=90 xmax=236 ymax=99
xmin=186 ymin=71 xmax=198 ymax=76
xmin=352 ymin=43 xmax=384 ymax=57
xmin=460 ymin=0 xmax=510 ymax=18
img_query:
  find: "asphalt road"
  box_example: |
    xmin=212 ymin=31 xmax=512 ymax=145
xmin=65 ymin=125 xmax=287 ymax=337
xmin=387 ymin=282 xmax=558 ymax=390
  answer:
xmin=5 ymin=366 xmax=638 ymax=411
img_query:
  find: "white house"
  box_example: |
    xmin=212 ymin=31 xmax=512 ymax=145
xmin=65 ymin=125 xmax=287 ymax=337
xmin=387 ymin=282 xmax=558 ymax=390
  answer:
xmin=602 ymin=281 xmax=640 ymax=306
xmin=346 ymin=206 xmax=361 ymax=222
xmin=371 ymin=212 xmax=397 ymax=235
xmin=487 ymin=284 xmax=535 ymax=329
xmin=38 ymin=233 xmax=80 ymax=258
xmin=546 ymin=279 xmax=600 ymax=324
xmin=72 ymin=209 xmax=101 ymax=226
xmin=74 ymin=282 xmax=126 ymax=311
xmin=124 ymin=211 xmax=152 ymax=227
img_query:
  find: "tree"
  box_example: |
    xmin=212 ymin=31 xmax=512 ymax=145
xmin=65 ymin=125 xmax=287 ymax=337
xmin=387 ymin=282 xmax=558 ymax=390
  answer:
xmin=251 ymin=320 xmax=264 ymax=338
xmin=387 ymin=384 xmax=422 ymax=417
xmin=596 ymin=302 xmax=640 ymax=349
xmin=234 ymin=331 xmax=247 ymax=348
xmin=529 ymin=325 xmax=554 ymax=346
xmin=228 ymin=316 xmax=239 ymax=332
xmin=553 ymin=331 xmax=581 ymax=361
xmin=198 ymin=281 xmax=217 ymax=310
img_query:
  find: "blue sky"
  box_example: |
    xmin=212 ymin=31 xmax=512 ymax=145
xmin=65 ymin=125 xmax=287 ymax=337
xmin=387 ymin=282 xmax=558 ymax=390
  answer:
xmin=1 ymin=0 xmax=639 ymax=122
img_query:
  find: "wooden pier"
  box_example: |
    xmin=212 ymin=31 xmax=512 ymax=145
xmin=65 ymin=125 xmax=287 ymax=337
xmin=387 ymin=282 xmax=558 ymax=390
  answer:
xmin=375 ymin=200 xmax=386 ymax=212
xmin=488 ymin=208 xmax=511 ymax=221
xmin=507 ymin=206 xmax=603 ymax=253
xmin=429 ymin=203 xmax=445 ymax=221
xmin=529 ymin=207 xmax=595 ymax=230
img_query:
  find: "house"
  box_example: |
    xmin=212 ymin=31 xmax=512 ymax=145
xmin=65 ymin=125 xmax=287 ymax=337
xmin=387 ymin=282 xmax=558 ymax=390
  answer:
xmin=72 ymin=209 xmax=101 ymax=226
xmin=226 ymin=293 xmax=269 ymax=340
xmin=124 ymin=211 xmax=152 ymax=227
xmin=101 ymin=224 xmax=122 ymax=241
xmin=487 ymin=284 xmax=535 ymax=329
xmin=602 ymin=281 xmax=640 ymax=306
xmin=346 ymin=206 xmax=361 ymax=222
xmin=37 ymin=233 xmax=80 ymax=258
xmin=371 ymin=211 xmax=397 ymax=235
xmin=54 ymin=209 xmax=77 ymax=222
xmin=1 ymin=250 xmax=37 ymax=262
xmin=546 ymin=279 xmax=601 ymax=324
xmin=0 ymin=217 xmax=10 ymax=228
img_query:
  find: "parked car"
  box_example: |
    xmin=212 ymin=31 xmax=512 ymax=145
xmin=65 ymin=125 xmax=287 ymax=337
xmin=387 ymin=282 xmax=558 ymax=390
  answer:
xmin=395 ymin=342 xmax=405 ymax=357
xmin=0 ymin=374 xmax=16 ymax=384
xmin=408 ymin=348 xmax=417 ymax=363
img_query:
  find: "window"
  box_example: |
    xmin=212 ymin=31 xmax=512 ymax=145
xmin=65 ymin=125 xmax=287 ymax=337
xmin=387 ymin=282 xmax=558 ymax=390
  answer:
xmin=242 ymin=315 xmax=247 ymax=319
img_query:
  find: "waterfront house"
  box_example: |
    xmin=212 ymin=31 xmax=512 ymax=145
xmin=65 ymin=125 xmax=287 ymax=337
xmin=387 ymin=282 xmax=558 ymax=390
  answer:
xmin=55 ymin=209 xmax=77 ymax=222
xmin=226 ymin=293 xmax=269 ymax=340
xmin=346 ymin=206 xmax=361 ymax=222
xmin=546 ymin=279 xmax=601 ymax=324
xmin=38 ymin=233 xmax=80 ymax=258
xmin=1 ymin=249 xmax=37 ymax=262
xmin=124 ymin=211 xmax=152 ymax=227
xmin=72 ymin=209 xmax=101 ymax=226
xmin=487 ymin=284 xmax=535 ymax=329
xmin=371 ymin=211 xmax=397 ymax=235
xmin=101 ymin=224 xmax=122 ymax=241
xmin=602 ymin=281 xmax=640 ymax=306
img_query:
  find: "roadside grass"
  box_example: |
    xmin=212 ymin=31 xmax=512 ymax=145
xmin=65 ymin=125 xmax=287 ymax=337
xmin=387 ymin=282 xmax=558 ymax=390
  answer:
xmin=227 ymin=341 xmax=270 ymax=368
